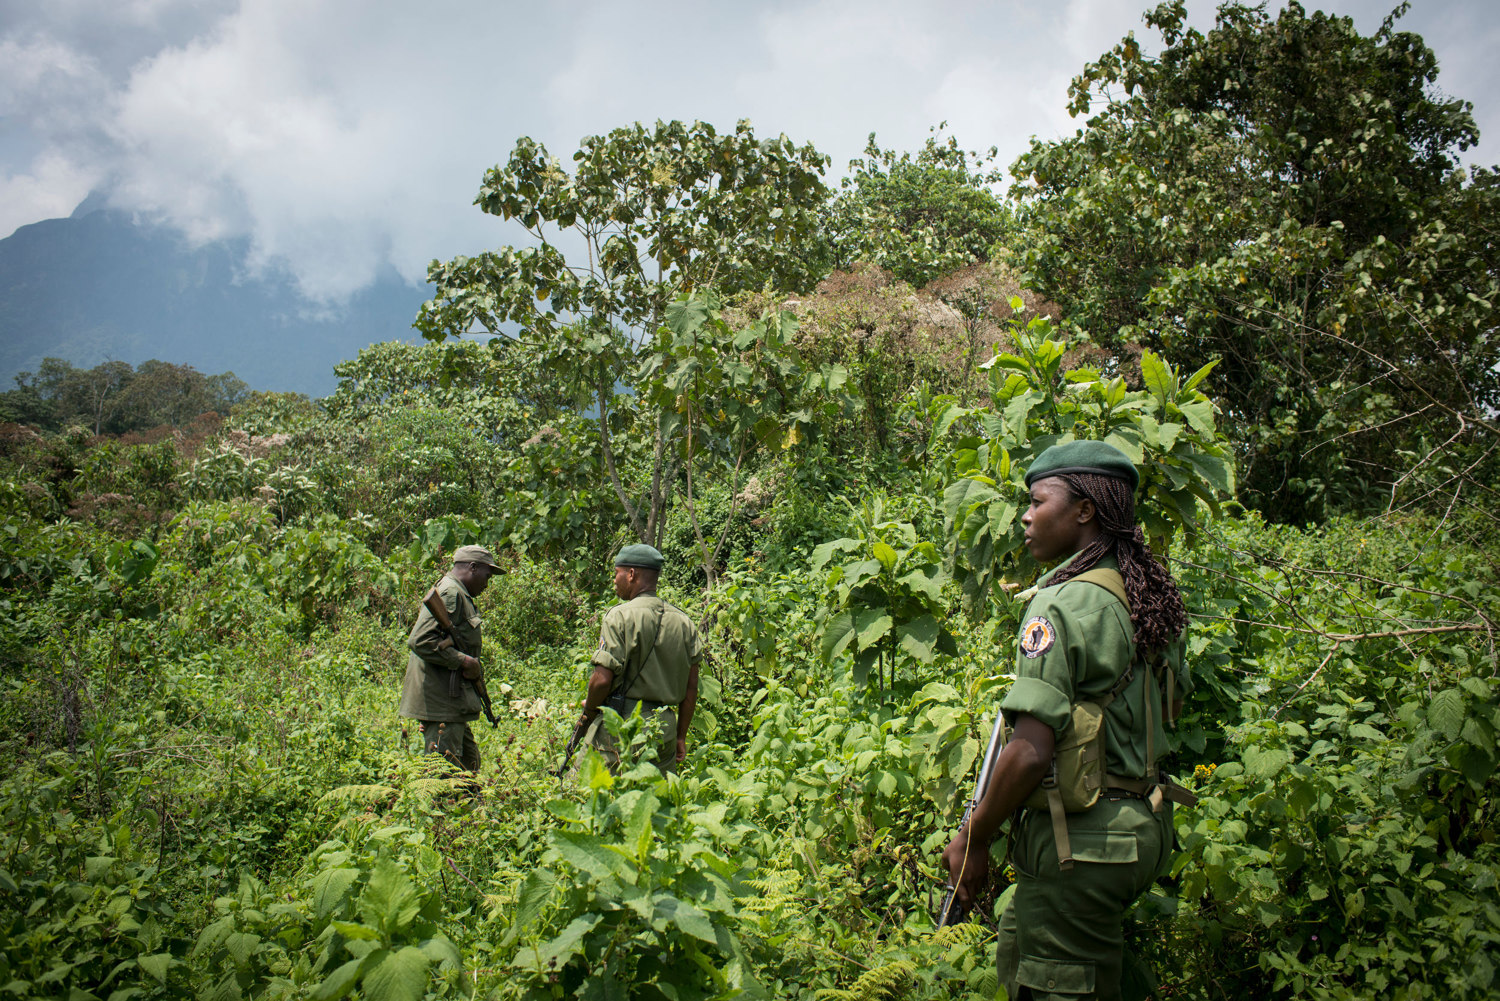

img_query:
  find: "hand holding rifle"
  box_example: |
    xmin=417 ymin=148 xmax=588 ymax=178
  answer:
xmin=422 ymin=587 xmax=500 ymax=728
xmin=937 ymin=713 xmax=1057 ymax=926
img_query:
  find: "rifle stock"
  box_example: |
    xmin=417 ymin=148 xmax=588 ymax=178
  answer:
xmin=937 ymin=711 xmax=1009 ymax=927
xmin=422 ymin=587 xmax=500 ymax=728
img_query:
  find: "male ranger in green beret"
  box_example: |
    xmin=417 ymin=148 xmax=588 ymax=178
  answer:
xmin=575 ymin=544 xmax=703 ymax=773
xmin=399 ymin=545 xmax=499 ymax=772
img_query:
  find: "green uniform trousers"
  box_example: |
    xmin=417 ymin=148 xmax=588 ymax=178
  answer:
xmin=585 ymin=704 xmax=678 ymax=775
xmin=997 ymin=796 xmax=1173 ymax=1000
xmin=418 ymin=719 xmax=480 ymax=773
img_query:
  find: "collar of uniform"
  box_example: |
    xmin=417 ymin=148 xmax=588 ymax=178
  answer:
xmin=1037 ymin=549 xmax=1119 ymax=589
xmin=444 ymin=572 xmax=472 ymax=599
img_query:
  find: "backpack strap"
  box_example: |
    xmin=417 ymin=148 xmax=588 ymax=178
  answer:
xmin=1069 ymin=567 xmax=1128 ymax=609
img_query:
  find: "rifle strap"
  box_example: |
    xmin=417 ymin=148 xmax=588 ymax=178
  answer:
xmin=609 ymin=599 xmax=668 ymax=704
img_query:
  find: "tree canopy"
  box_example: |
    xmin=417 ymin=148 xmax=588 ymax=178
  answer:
xmin=1010 ymin=0 xmax=1497 ymax=519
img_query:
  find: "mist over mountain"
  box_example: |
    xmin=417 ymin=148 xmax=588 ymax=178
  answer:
xmin=0 ymin=197 xmax=433 ymax=398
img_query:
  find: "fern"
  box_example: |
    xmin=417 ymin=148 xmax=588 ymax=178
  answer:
xmin=814 ymin=960 xmax=917 ymax=1000
xmin=933 ymin=920 xmax=991 ymax=948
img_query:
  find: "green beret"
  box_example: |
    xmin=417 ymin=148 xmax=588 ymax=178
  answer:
xmin=1024 ymin=440 xmax=1139 ymax=490
xmin=614 ymin=543 xmax=664 ymax=570
xmin=453 ymin=544 xmax=500 ymax=569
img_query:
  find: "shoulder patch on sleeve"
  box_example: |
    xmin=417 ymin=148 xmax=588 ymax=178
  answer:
xmin=1019 ymin=615 xmax=1057 ymax=658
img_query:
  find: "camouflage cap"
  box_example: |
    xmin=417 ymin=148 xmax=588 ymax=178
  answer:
xmin=1024 ymin=440 xmax=1139 ymax=490
xmin=613 ymin=543 xmax=664 ymax=570
xmin=453 ymin=545 xmax=500 ymax=569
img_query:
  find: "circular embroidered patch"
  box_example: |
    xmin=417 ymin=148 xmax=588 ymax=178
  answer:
xmin=1020 ymin=615 xmax=1056 ymax=658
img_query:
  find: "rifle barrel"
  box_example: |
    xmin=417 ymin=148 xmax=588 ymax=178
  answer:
xmin=936 ymin=711 xmax=1009 ymax=928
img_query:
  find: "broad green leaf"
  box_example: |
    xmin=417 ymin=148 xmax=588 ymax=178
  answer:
xmin=224 ymin=932 xmax=260 ymax=967
xmin=552 ymin=830 xmax=629 ymax=882
xmin=871 ymin=540 xmax=897 ymax=572
xmin=360 ymin=946 xmax=430 ymax=1001
xmin=1242 ymin=746 xmax=1290 ymax=780
xmin=519 ymin=913 xmax=601 ymax=971
xmin=653 ymin=896 xmax=718 ymax=945
xmin=137 ymin=954 xmax=172 ymax=984
xmin=842 ymin=558 xmax=884 ymax=590
xmin=1140 ymin=350 xmax=1172 ymax=404
xmin=502 ymin=871 xmax=554 ymax=948
xmin=310 ymin=867 xmax=359 ymax=920
xmin=821 ymin=609 xmax=855 ymax=663
xmin=809 ymin=537 xmax=861 ymax=572
xmin=1176 ymin=398 xmax=1217 ymax=436
xmin=1181 ymin=358 xmax=1219 ymax=392
xmin=1429 ymin=688 xmax=1465 ymax=740
xmin=853 ymin=607 xmax=893 ymax=651
xmin=895 ymin=615 xmax=941 ymax=664
xmin=418 ymin=934 xmax=462 ymax=970
xmin=310 ymin=957 xmax=365 ymax=1001
xmin=359 ymin=861 xmax=421 ymax=934
xmin=331 ymin=921 xmax=381 ymax=941
xmin=942 ymin=477 xmax=998 ymax=525
xmin=896 ymin=569 xmax=943 ymax=603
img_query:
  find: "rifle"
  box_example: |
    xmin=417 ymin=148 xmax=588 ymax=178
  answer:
xmin=422 ymin=587 xmax=500 ymax=728
xmin=553 ymin=717 xmax=589 ymax=778
xmin=937 ymin=711 xmax=1009 ymax=927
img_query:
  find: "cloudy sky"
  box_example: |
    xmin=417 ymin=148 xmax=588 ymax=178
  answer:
xmin=2 ymin=0 xmax=1495 ymax=303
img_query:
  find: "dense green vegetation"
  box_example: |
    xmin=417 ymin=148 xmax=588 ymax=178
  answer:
xmin=2 ymin=3 xmax=1497 ymax=999
xmin=0 ymin=358 xmax=250 ymax=436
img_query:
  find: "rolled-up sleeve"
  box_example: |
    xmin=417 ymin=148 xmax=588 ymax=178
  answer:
xmin=590 ymin=609 xmax=627 ymax=675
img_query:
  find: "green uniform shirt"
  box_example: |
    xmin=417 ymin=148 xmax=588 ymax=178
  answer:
xmin=1001 ymin=553 xmax=1190 ymax=779
xmin=590 ymin=595 xmax=702 ymax=705
xmin=398 ymin=573 xmax=483 ymax=722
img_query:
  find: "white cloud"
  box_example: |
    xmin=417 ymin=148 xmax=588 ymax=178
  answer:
xmin=0 ymin=0 xmax=1494 ymax=303
xmin=0 ymin=152 xmax=103 ymax=237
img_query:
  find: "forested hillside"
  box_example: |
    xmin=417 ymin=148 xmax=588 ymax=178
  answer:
xmin=1 ymin=4 xmax=1496 ymax=1000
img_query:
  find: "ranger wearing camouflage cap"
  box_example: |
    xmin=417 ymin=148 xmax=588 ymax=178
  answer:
xmin=399 ymin=545 xmax=500 ymax=772
xmin=575 ymin=543 xmax=703 ymax=774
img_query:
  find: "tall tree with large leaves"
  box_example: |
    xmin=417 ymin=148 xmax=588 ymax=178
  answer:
xmin=417 ymin=120 xmax=830 ymax=546
xmin=1011 ymin=1 xmax=1497 ymax=520
xmin=821 ymin=127 xmax=1014 ymax=288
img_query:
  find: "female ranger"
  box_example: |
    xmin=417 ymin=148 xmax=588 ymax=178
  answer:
xmin=940 ymin=440 xmax=1192 ymax=1000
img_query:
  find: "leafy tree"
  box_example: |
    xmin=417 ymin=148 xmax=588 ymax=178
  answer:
xmin=1010 ymin=1 xmax=1496 ymax=520
xmin=326 ymin=339 xmax=561 ymax=448
xmin=418 ymin=120 xmax=831 ymax=547
xmin=821 ymin=127 xmax=1013 ymax=288
xmin=940 ymin=302 xmax=1234 ymax=608
xmin=639 ymin=291 xmax=849 ymax=587
xmin=5 ymin=358 xmax=247 ymax=434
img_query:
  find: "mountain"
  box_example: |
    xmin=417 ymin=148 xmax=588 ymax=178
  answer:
xmin=0 ymin=198 xmax=433 ymax=398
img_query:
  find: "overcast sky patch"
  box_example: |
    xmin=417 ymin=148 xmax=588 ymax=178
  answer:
xmin=0 ymin=0 xmax=1494 ymax=302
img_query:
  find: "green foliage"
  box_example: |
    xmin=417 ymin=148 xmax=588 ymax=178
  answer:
xmin=1011 ymin=0 xmax=1496 ymax=520
xmin=941 ymin=302 xmax=1234 ymax=608
xmin=418 ymin=120 xmax=831 ymax=548
xmin=326 ymin=340 xmax=555 ymax=450
xmin=501 ymin=744 xmax=759 ymax=997
xmin=821 ymin=127 xmax=1014 ymax=287
xmin=2 ymin=357 xmax=247 ymax=435
xmin=641 ymin=290 xmax=851 ymax=585
xmin=3 ymin=62 xmax=1498 ymax=1001
xmin=812 ymin=502 xmax=957 ymax=691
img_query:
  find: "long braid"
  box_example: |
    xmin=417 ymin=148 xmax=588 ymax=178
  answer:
xmin=1045 ymin=472 xmax=1187 ymax=653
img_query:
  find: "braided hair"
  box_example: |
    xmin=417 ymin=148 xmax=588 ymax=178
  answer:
xmin=1045 ymin=472 xmax=1187 ymax=653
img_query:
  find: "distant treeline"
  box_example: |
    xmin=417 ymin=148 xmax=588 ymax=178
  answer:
xmin=0 ymin=357 xmax=250 ymax=435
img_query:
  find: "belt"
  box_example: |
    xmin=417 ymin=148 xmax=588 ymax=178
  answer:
xmin=603 ymin=693 xmax=670 ymax=714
